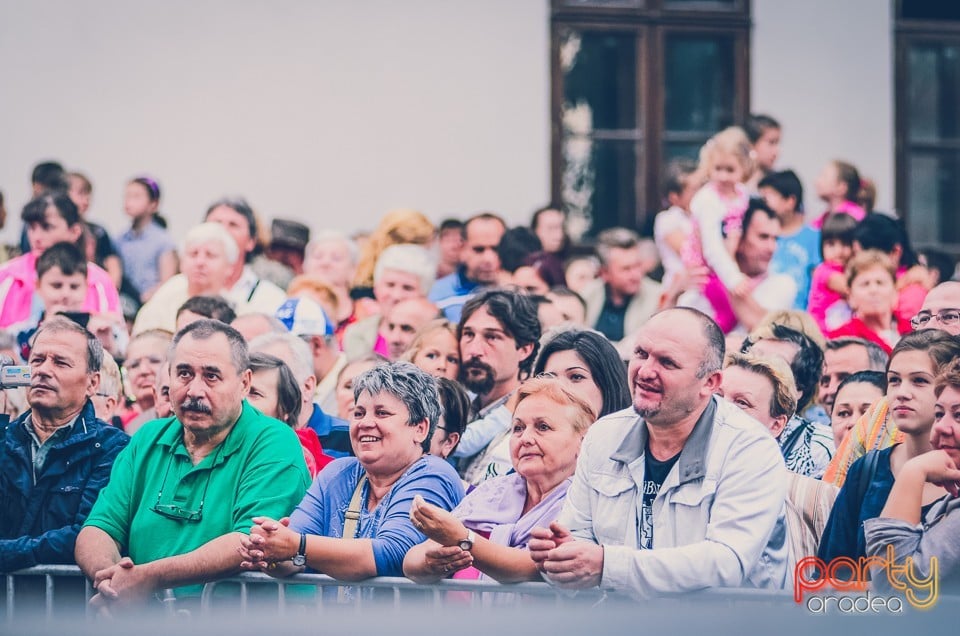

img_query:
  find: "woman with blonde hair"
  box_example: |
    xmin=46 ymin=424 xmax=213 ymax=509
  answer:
xmin=719 ymin=352 xmax=839 ymax=569
xmin=827 ymin=250 xmax=911 ymax=354
xmin=404 ymin=376 xmax=596 ymax=583
xmin=401 ymin=319 xmax=461 ymax=381
xmin=352 ymin=209 xmax=436 ymax=291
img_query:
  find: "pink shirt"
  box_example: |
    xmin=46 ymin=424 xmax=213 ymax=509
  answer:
xmin=0 ymin=251 xmax=121 ymax=328
xmin=808 ymin=260 xmax=851 ymax=332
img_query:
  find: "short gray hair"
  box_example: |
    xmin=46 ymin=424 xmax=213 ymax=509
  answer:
xmin=826 ymin=337 xmax=888 ymax=372
xmin=595 ymin=227 xmax=640 ymax=267
xmin=172 ymin=319 xmax=249 ymax=373
xmin=33 ymin=316 xmax=103 ymax=373
xmin=352 ymin=361 xmax=441 ymax=452
xmin=249 ymin=331 xmax=315 ymax=386
xmin=307 ymin=230 xmax=359 ymax=265
xmin=374 ymin=244 xmax=436 ymax=294
xmin=180 ymin=222 xmax=240 ymax=265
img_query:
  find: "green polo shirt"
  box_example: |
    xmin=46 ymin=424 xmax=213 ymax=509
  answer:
xmin=84 ymin=401 xmax=310 ymax=595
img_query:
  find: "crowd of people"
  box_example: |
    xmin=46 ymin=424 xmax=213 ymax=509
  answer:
xmin=1 ymin=113 xmax=959 ymax=614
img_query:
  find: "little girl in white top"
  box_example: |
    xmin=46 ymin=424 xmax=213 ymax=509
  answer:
xmin=679 ymin=127 xmax=754 ymax=330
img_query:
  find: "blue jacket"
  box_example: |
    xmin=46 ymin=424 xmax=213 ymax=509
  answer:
xmin=305 ymin=403 xmax=353 ymax=459
xmin=0 ymin=400 xmax=128 ymax=571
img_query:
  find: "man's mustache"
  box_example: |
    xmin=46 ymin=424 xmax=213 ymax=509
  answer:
xmin=461 ymin=358 xmax=493 ymax=371
xmin=180 ymin=397 xmax=212 ymax=414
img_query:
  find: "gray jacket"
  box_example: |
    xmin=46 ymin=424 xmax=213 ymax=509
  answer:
xmin=555 ymin=396 xmax=789 ymax=599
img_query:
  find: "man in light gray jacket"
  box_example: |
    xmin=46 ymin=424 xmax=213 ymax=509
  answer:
xmin=530 ymin=307 xmax=789 ymax=600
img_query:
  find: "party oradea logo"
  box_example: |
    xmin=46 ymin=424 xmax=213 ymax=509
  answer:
xmin=794 ymin=546 xmax=939 ymax=614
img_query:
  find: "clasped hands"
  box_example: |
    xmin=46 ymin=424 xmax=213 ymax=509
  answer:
xmin=88 ymin=557 xmax=155 ymax=615
xmin=237 ymin=516 xmax=299 ymax=571
xmin=528 ymin=521 xmax=604 ymax=589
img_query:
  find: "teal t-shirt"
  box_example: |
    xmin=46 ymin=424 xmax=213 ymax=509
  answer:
xmin=84 ymin=401 xmax=310 ymax=595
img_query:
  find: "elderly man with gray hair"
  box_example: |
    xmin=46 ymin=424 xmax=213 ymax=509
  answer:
xmin=75 ymin=320 xmax=309 ymax=612
xmin=0 ymin=317 xmax=129 ymax=572
xmin=342 ymin=244 xmax=437 ymax=360
xmin=132 ymin=222 xmax=240 ymax=335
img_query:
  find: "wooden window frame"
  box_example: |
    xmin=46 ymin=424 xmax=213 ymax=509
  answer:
xmin=894 ymin=1 xmax=960 ymax=250
xmin=550 ymin=0 xmax=751 ymax=234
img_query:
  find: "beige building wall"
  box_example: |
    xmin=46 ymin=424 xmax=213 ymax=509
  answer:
xmin=0 ymin=0 xmax=551 ymax=243
xmin=752 ymin=0 xmax=895 ymax=217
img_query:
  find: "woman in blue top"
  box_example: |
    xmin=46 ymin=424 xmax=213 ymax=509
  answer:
xmin=238 ymin=362 xmax=464 ymax=580
xmin=818 ymin=330 xmax=960 ymax=570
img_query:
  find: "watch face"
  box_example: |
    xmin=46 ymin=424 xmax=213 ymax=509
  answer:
xmin=458 ymin=539 xmax=473 ymax=551
xmin=292 ymin=554 xmax=306 ymax=567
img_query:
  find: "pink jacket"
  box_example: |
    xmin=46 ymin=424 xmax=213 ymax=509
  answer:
xmin=0 ymin=251 xmax=121 ymax=328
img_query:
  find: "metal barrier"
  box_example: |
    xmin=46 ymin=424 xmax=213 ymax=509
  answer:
xmin=4 ymin=565 xmax=803 ymax=621
xmin=4 ymin=564 xmax=95 ymax=622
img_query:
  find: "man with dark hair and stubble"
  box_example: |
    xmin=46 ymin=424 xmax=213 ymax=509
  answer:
xmin=530 ymin=307 xmax=789 ymax=600
xmin=451 ymin=289 xmax=540 ymax=484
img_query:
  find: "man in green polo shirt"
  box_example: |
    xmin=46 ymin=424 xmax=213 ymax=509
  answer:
xmin=75 ymin=319 xmax=310 ymax=611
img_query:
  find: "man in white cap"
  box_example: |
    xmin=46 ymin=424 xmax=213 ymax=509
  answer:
xmin=275 ymin=296 xmax=345 ymax=416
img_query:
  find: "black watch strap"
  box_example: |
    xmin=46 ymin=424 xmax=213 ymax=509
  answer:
xmin=292 ymin=532 xmax=307 ymax=566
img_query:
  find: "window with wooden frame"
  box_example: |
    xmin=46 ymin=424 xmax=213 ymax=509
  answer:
xmin=895 ymin=0 xmax=960 ymax=251
xmin=550 ymin=0 xmax=750 ymax=237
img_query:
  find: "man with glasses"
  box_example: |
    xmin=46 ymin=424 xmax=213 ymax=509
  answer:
xmin=75 ymin=320 xmax=309 ymax=612
xmin=0 ymin=317 xmax=128 ymax=572
xmin=824 ymin=280 xmax=960 ymax=486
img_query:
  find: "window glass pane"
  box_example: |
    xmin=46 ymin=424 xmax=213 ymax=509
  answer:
xmin=663 ymin=141 xmax=705 ymax=165
xmin=907 ymin=43 xmax=960 ymax=143
xmin=558 ymin=0 xmax=643 ymax=6
xmin=664 ymin=34 xmax=735 ymax=133
xmin=907 ymin=152 xmax=960 ymax=245
xmin=561 ymin=29 xmax=638 ymax=133
xmin=665 ymin=0 xmax=735 ymax=6
xmin=899 ymin=0 xmax=960 ymax=21
xmin=561 ymin=136 xmax=639 ymax=234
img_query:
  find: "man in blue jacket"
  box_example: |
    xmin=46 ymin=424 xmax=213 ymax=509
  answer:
xmin=0 ymin=316 xmax=128 ymax=571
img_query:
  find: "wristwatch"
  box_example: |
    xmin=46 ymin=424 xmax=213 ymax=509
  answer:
xmin=458 ymin=529 xmax=476 ymax=551
xmin=292 ymin=532 xmax=307 ymax=567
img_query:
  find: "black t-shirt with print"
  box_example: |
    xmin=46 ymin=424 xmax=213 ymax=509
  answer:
xmin=640 ymin=445 xmax=680 ymax=550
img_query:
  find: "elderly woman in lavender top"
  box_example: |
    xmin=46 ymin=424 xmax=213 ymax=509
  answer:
xmin=403 ymin=376 xmax=597 ymax=583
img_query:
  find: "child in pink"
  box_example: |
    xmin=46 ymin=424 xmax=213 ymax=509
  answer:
xmin=811 ymin=159 xmax=867 ymax=228
xmin=0 ymin=193 xmax=120 ymax=328
xmin=808 ymin=212 xmax=858 ymax=332
xmin=680 ymin=127 xmax=753 ymax=332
